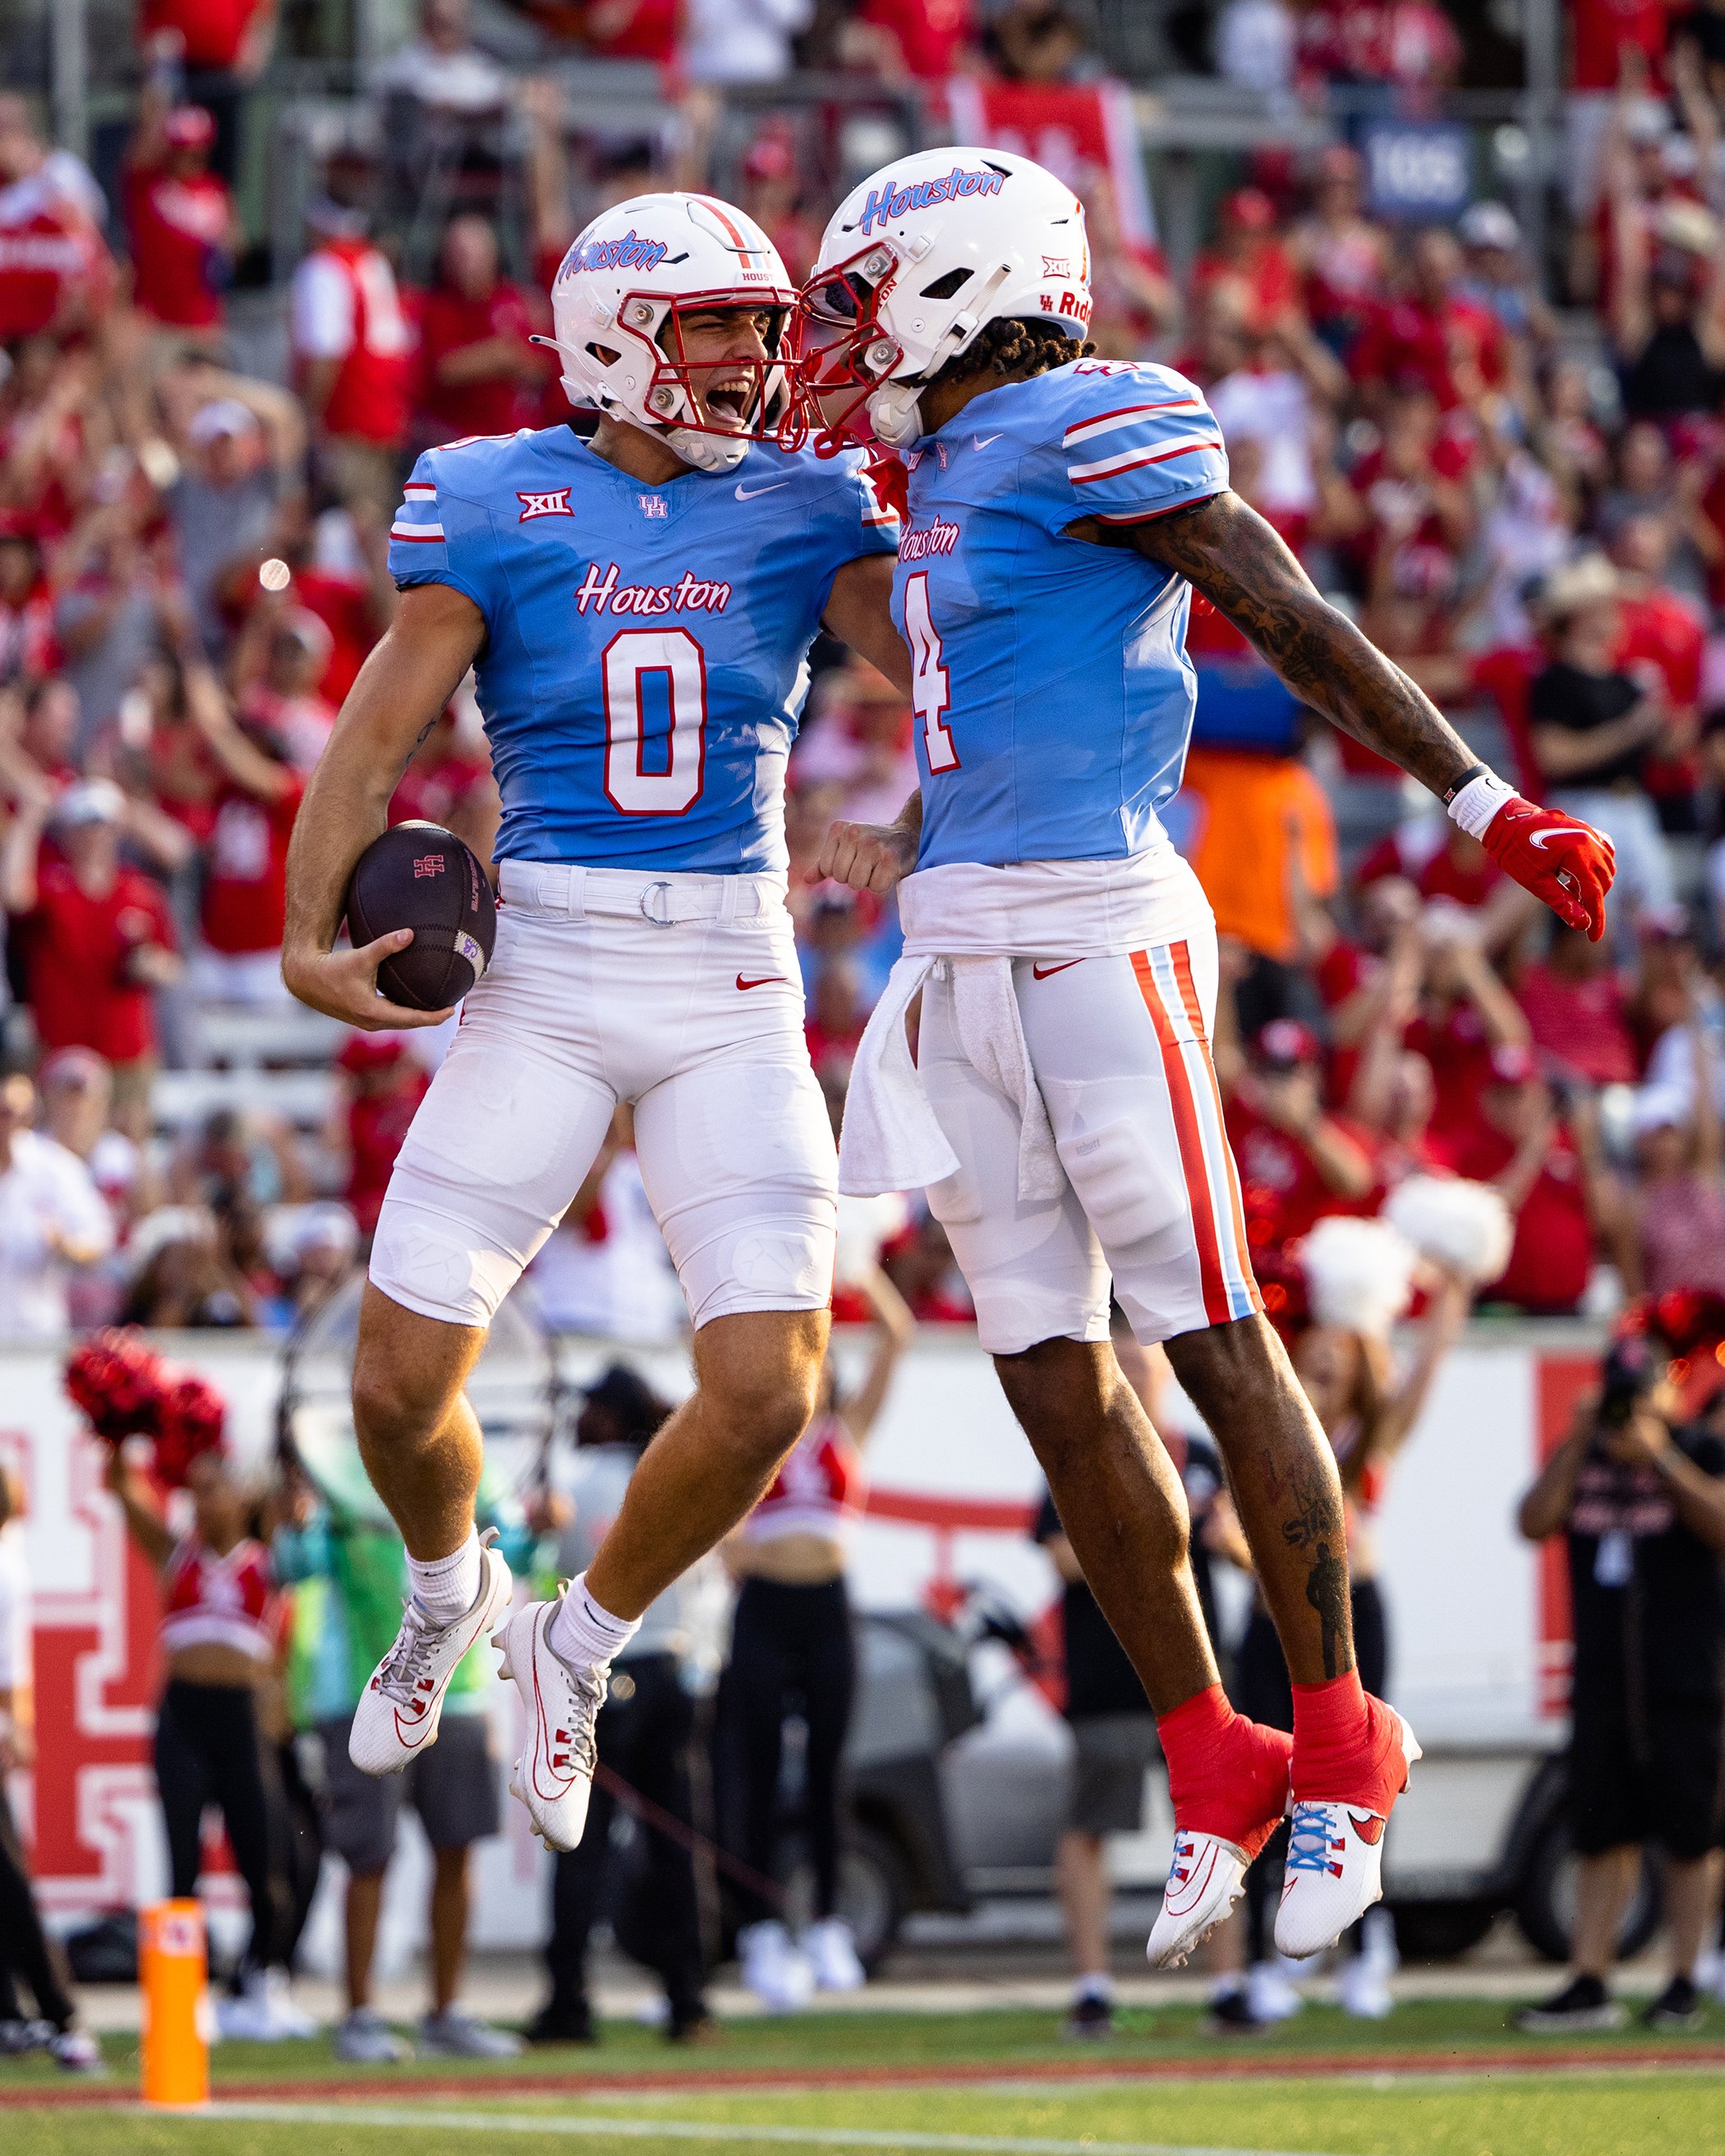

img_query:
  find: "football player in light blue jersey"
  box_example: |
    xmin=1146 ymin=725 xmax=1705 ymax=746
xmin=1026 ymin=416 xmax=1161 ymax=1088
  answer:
xmin=282 ymin=193 xmax=910 ymax=1887
xmin=796 ymin=147 xmax=1617 ymax=1975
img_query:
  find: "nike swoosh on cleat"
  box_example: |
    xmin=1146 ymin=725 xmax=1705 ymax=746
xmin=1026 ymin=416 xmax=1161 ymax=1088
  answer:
xmin=1031 ymin=959 xmax=1082 ymax=979
xmin=735 ymin=480 xmax=789 ymax=500
xmin=1527 ymin=826 xmax=1589 ymax=850
xmin=1347 ymin=1811 xmax=1387 ymax=1845
xmin=736 ymin=973 xmax=786 ymax=991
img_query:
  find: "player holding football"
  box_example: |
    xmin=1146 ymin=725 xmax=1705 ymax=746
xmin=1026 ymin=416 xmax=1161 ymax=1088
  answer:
xmin=796 ymin=148 xmax=1616 ymax=1963
xmin=281 ymin=194 xmax=908 ymax=1852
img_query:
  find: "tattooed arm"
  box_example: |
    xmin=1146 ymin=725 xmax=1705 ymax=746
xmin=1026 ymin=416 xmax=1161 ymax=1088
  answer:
xmin=1085 ymin=490 xmax=1477 ymax=798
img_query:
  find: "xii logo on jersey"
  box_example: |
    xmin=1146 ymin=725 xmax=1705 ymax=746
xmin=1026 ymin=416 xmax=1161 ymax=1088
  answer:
xmin=518 ymin=488 xmax=573 ymax=522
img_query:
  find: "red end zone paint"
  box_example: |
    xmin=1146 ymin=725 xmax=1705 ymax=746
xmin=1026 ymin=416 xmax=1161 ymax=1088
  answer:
xmin=7 ymin=2045 xmax=1725 ymax=2109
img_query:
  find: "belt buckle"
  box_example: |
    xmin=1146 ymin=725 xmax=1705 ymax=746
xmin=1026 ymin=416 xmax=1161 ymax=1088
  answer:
xmin=639 ymin=879 xmax=676 ymax=929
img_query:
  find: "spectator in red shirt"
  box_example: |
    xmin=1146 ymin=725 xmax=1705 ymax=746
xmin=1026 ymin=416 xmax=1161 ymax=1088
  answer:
xmin=848 ymin=0 xmax=978 ymax=79
xmin=410 ymin=215 xmax=548 ymax=448
xmin=0 ymin=99 xmax=116 ymax=345
xmin=1611 ymin=511 xmax=1705 ymax=822
xmin=177 ymin=650 xmax=304 ymax=1005
xmin=0 ymin=524 xmax=61 ymax=686
xmin=1515 ymin=924 xmax=1639 ymax=1087
xmin=1225 ymin=1019 xmax=1377 ymax=1266
xmin=1191 ymin=189 xmax=1302 ymax=340
xmin=123 ymin=90 xmax=240 ymax=344
xmin=805 ymin=960 xmax=868 ymax=1086
xmin=290 ymin=165 xmax=414 ymax=517
xmin=333 ymin=1033 xmax=430 ymax=1236
xmin=136 ymin=5 xmax=278 ymax=186
xmin=1288 ymin=143 xmax=1392 ymax=361
xmin=0 ymin=779 xmax=180 ymax=1110
xmin=1405 ymin=921 xmax=1534 ymax=1147
xmin=1437 ymin=1045 xmax=1613 ymax=1315
xmin=1350 ymin=227 xmax=1509 ymax=415
xmin=236 ymin=608 xmax=335 ymax=776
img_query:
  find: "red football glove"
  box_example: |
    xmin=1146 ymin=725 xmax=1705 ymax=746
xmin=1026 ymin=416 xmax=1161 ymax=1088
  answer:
xmin=1479 ymin=798 xmax=1617 ymax=942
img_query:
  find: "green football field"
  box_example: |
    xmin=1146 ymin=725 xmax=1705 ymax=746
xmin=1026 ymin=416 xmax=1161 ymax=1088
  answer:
xmin=4 ymin=2001 xmax=1724 ymax=2156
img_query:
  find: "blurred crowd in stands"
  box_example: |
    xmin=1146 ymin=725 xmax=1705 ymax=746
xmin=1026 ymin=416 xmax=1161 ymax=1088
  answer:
xmin=0 ymin=0 xmax=1723 ymax=1348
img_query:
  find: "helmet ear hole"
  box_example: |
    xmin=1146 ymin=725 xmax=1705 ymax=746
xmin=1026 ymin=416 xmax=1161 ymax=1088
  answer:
xmin=921 ymin=268 xmax=971 ymax=300
xmin=587 ymin=342 xmax=622 ymax=367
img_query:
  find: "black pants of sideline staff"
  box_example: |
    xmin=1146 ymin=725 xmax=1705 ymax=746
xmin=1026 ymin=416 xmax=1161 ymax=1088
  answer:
xmin=719 ymin=1574 xmax=856 ymax=1929
xmin=540 ymin=1653 xmax=708 ymax=2038
xmin=0 ymin=1781 xmax=78 ymax=2030
xmin=154 ymin=1679 xmax=288 ymax=1980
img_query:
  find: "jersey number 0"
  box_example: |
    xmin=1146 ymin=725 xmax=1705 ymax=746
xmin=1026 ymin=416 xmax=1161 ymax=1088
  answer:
xmin=902 ymin=572 xmax=958 ymax=773
xmin=603 ymin=629 xmax=708 ymax=815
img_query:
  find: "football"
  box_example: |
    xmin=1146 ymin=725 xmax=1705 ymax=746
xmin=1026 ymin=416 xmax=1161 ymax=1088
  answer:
xmin=343 ymin=821 xmax=497 ymax=1012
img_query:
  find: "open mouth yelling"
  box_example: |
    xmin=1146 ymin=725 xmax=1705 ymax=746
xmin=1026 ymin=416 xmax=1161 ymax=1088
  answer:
xmin=702 ymin=375 xmax=756 ymax=429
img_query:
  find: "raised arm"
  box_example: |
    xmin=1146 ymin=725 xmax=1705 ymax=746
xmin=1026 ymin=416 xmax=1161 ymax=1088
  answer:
xmin=1126 ymin=491 xmax=1616 ymax=938
xmin=1129 ymin=492 xmax=1473 ymax=793
xmin=282 ymin=580 xmax=486 ymax=1029
xmin=834 ymin=1263 xmax=916 ymax=1446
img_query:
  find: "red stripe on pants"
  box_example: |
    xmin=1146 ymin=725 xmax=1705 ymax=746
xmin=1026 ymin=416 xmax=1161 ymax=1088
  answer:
xmin=1131 ymin=949 xmax=1230 ymax=1326
xmin=1168 ymin=940 xmax=1259 ymax=1309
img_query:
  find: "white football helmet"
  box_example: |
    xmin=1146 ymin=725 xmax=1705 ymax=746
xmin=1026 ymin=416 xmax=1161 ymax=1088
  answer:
xmin=541 ymin=191 xmax=798 ymax=474
xmin=794 ymin=147 xmax=1092 ymax=449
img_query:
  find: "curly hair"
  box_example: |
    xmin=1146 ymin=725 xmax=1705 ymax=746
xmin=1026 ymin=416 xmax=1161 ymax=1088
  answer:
xmin=929 ymin=315 xmax=1093 ymax=390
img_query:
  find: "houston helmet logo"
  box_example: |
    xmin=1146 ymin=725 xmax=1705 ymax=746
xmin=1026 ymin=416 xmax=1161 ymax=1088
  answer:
xmin=563 ymin=229 xmax=669 ymax=274
xmin=858 ymin=165 xmax=1005 ymax=237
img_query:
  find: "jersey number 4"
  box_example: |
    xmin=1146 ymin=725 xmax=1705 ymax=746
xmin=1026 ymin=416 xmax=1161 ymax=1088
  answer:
xmin=903 ymin=572 xmax=958 ymax=773
xmin=603 ymin=629 xmax=707 ymax=815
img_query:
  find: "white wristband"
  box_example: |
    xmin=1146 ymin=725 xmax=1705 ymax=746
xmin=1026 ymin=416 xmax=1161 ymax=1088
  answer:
xmin=1446 ymin=770 xmax=1517 ymax=841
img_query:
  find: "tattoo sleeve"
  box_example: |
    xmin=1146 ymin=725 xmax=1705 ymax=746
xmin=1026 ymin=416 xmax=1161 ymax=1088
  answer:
xmin=1124 ymin=490 xmax=1477 ymax=799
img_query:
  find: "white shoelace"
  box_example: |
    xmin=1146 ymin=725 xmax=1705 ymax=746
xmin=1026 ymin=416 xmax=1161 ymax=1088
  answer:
xmin=543 ymin=1646 xmax=607 ymax=1777
xmin=375 ymin=1599 xmax=444 ymax=1707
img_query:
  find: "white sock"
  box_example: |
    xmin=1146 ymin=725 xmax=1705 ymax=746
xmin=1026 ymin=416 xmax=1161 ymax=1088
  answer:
xmin=549 ymin=1571 xmax=640 ymax=1671
xmin=407 ymin=1530 xmax=481 ymax=1623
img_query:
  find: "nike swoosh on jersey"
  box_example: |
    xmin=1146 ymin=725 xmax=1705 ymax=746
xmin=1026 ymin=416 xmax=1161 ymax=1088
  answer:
xmin=736 ymin=973 xmax=787 ymax=991
xmin=734 ymin=480 xmax=790 ymax=500
xmin=973 ymin=434 xmax=1003 ymax=450
xmin=1527 ymin=825 xmax=1589 ymax=851
xmin=1031 ymin=958 xmax=1083 ymax=979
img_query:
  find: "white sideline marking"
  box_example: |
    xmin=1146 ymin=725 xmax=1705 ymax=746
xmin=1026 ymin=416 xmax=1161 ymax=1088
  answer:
xmin=202 ymin=2102 xmax=1337 ymax=2156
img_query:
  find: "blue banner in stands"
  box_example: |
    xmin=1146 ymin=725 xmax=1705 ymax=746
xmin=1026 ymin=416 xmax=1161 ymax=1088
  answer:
xmin=1360 ymin=121 xmax=1473 ymax=221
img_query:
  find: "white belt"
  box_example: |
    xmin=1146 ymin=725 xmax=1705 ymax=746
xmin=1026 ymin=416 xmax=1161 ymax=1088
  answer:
xmin=498 ymin=859 xmax=788 ymax=929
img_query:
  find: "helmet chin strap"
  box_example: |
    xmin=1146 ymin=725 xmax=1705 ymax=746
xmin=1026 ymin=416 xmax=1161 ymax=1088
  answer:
xmin=665 ymin=425 xmax=750 ymax=473
xmin=868 ymin=382 xmax=925 ymax=445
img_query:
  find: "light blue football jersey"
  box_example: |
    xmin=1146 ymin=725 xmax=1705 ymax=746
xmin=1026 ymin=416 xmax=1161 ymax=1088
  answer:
xmin=892 ymin=361 xmax=1230 ymax=871
xmin=388 ymin=426 xmax=899 ymax=872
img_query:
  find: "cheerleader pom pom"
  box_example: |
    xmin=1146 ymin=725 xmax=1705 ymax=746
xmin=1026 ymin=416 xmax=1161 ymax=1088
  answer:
xmin=153 ymin=1372 xmax=228 ymax=1489
xmin=1300 ymin=1214 xmax=1418 ymax=1339
xmin=1382 ymin=1174 xmax=1512 ymax=1285
xmin=64 ymin=1329 xmax=168 ymax=1444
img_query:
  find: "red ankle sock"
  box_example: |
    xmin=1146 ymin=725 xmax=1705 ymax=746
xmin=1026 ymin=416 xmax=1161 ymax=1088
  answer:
xmin=1158 ymin=1684 xmax=1291 ymax=1859
xmin=1291 ymin=1674 xmax=1402 ymax=1809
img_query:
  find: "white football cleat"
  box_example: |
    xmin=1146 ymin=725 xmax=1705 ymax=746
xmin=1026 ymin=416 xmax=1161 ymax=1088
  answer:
xmin=1147 ymin=1830 xmax=1253 ymax=1968
xmin=738 ymin=1920 xmax=815 ymax=2014
xmin=1274 ymin=1713 xmax=1420 ymax=1961
xmin=348 ymin=1532 xmax=513 ymax=1777
xmin=494 ymin=1592 xmax=606 ymax=1853
xmin=805 ymin=1916 xmax=867 ymax=1993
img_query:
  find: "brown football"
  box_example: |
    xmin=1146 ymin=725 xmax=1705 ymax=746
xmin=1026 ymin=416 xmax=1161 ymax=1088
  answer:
xmin=343 ymin=821 xmax=496 ymax=1012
